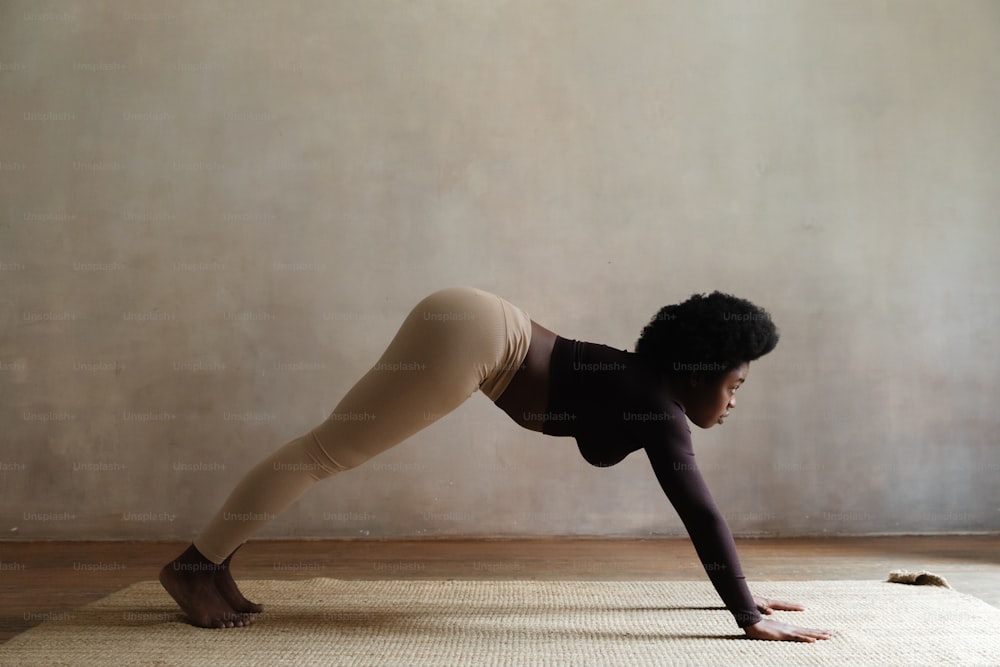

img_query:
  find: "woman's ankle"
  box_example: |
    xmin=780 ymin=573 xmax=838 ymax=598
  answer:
xmin=171 ymin=543 xmax=224 ymax=572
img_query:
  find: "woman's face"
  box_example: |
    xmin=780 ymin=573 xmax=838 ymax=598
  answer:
xmin=684 ymin=362 xmax=749 ymax=429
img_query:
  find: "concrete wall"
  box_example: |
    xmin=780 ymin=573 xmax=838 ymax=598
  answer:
xmin=2 ymin=0 xmax=998 ymax=541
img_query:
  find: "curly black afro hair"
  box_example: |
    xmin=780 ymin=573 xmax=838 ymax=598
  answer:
xmin=634 ymin=291 xmax=779 ymax=379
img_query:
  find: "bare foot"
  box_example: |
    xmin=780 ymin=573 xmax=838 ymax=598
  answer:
xmin=215 ymin=551 xmax=264 ymax=614
xmin=159 ymin=544 xmax=253 ymax=629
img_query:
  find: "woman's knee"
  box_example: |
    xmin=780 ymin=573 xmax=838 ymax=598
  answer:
xmin=294 ymin=430 xmax=352 ymax=479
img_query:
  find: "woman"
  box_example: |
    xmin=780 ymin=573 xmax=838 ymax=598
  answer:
xmin=160 ymin=287 xmax=832 ymax=642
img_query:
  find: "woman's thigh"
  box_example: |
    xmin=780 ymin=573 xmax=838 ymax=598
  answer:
xmin=308 ymin=287 xmax=514 ymax=469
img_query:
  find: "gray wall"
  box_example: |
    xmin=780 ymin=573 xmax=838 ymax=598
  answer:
xmin=2 ymin=0 xmax=998 ymax=541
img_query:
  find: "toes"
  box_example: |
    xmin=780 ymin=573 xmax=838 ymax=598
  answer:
xmin=225 ymin=612 xmax=253 ymax=628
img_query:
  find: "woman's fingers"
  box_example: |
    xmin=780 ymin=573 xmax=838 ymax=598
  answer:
xmin=754 ymin=596 xmax=806 ymax=613
xmin=767 ymin=598 xmax=806 ymax=611
xmin=777 ymin=626 xmax=832 ymax=642
xmin=745 ymin=617 xmax=834 ymax=642
xmin=796 ymin=626 xmax=833 ymax=641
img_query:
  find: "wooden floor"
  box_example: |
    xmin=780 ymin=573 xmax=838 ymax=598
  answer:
xmin=1 ymin=536 xmax=997 ymax=644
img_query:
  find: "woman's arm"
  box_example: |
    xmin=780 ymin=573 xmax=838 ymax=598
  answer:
xmin=643 ymin=433 xmax=832 ymax=641
xmin=643 ymin=437 xmax=761 ymax=628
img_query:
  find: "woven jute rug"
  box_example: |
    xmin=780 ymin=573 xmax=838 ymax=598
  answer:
xmin=1 ymin=579 xmax=998 ymax=666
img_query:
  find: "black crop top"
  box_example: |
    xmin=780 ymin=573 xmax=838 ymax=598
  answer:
xmin=542 ymin=336 xmax=762 ymax=629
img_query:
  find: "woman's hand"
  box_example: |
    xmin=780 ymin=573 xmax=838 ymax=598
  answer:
xmin=745 ymin=597 xmax=833 ymax=642
xmin=744 ymin=617 xmax=834 ymax=642
xmin=754 ymin=595 xmax=806 ymax=615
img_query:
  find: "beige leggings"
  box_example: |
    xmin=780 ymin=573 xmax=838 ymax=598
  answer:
xmin=194 ymin=287 xmax=532 ymax=563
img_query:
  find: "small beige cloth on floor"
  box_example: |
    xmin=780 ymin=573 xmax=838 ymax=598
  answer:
xmin=887 ymin=569 xmax=951 ymax=588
